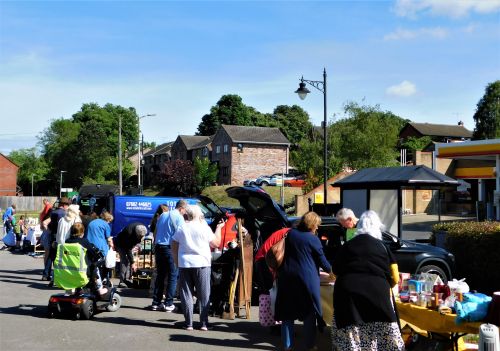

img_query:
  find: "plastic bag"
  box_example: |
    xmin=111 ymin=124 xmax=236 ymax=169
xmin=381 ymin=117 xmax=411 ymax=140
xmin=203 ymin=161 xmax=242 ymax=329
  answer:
xmin=259 ymin=294 xmax=275 ymax=327
xmin=105 ymin=248 xmax=117 ymax=268
xmin=448 ymin=278 xmax=470 ymax=294
xmin=455 ymin=292 xmax=492 ymax=324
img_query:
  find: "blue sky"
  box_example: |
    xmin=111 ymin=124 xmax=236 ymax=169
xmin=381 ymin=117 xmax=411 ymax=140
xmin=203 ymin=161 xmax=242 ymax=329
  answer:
xmin=1 ymin=0 xmax=499 ymax=155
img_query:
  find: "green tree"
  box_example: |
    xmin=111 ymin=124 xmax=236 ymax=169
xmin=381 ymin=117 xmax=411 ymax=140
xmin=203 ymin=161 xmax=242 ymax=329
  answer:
xmin=331 ymin=102 xmax=405 ymax=170
xmin=473 ymin=80 xmax=500 ymax=140
xmin=38 ymin=103 xmax=140 ymax=193
xmin=272 ymin=105 xmax=313 ymax=145
xmin=193 ymin=157 xmax=218 ymax=194
xmin=196 ymin=94 xmax=274 ymax=135
xmin=8 ymin=148 xmax=49 ymax=195
xmin=401 ymin=136 xmax=432 ymax=150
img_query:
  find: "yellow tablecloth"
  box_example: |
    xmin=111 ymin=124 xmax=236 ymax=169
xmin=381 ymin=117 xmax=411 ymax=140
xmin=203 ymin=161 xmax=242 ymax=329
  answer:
xmin=396 ymin=301 xmax=482 ymax=335
xmin=320 ymin=285 xmax=482 ymax=351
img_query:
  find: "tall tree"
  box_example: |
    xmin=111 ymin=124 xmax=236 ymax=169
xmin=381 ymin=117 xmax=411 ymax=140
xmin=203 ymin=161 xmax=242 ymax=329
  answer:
xmin=196 ymin=94 xmax=274 ymax=135
xmin=8 ymin=148 xmax=49 ymax=195
xmin=272 ymin=105 xmax=313 ymax=146
xmin=331 ymin=102 xmax=406 ymax=170
xmin=473 ymin=80 xmax=500 ymax=140
xmin=38 ymin=103 xmax=140 ymax=192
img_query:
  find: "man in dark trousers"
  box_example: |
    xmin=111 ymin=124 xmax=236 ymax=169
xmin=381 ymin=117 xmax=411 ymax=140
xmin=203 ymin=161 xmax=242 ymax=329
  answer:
xmin=114 ymin=222 xmax=148 ymax=288
xmin=43 ymin=197 xmax=70 ymax=285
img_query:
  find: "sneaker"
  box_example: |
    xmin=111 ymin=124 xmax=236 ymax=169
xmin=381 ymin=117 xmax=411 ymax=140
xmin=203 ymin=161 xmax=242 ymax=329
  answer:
xmin=47 ymin=281 xmax=54 ymax=287
xmin=185 ymin=326 xmax=193 ymax=331
xmin=97 ymin=287 xmax=108 ymax=296
xmin=164 ymin=304 xmax=176 ymax=312
xmin=41 ymin=276 xmax=49 ymax=281
xmin=118 ymin=282 xmax=128 ymax=288
xmin=150 ymin=303 xmax=166 ymax=311
xmin=200 ymin=325 xmax=208 ymax=331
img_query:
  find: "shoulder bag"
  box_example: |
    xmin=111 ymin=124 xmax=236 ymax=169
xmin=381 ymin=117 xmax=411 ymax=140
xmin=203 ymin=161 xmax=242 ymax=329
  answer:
xmin=265 ymin=233 xmax=287 ymax=270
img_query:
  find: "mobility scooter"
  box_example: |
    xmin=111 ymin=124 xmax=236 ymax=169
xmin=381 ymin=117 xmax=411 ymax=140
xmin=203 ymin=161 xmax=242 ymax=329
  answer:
xmin=48 ymin=243 xmax=122 ymax=320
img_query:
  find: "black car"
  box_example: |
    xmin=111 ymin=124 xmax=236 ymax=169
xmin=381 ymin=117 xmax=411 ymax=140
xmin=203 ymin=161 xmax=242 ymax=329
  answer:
xmin=226 ymin=186 xmax=455 ymax=283
xmin=317 ymin=217 xmax=455 ymax=283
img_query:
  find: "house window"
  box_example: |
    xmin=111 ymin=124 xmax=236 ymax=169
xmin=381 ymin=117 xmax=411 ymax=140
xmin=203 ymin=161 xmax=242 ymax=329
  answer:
xmin=223 ymin=144 xmax=229 ymax=153
xmin=216 ymin=145 xmax=221 ymax=154
xmin=222 ymin=167 xmax=229 ymax=176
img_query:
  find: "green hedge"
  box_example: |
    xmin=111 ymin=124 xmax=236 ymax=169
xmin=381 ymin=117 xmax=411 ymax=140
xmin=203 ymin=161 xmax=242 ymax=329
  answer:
xmin=432 ymin=221 xmax=500 ymax=295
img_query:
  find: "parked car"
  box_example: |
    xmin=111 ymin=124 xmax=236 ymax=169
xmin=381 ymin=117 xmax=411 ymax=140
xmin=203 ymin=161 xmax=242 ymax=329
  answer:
xmin=317 ymin=217 xmax=455 ymax=283
xmin=228 ymin=186 xmax=455 ymax=283
xmin=243 ymin=175 xmax=268 ymax=186
xmin=269 ymin=173 xmax=298 ymax=186
xmin=283 ymin=174 xmax=306 ymax=187
xmin=254 ymin=173 xmax=282 ymax=186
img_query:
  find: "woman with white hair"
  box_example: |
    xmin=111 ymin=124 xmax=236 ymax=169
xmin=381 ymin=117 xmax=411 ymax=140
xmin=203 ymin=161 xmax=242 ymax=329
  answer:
xmin=331 ymin=210 xmax=403 ymax=351
xmin=56 ymin=204 xmax=82 ymax=245
xmin=172 ymin=204 xmax=224 ymax=331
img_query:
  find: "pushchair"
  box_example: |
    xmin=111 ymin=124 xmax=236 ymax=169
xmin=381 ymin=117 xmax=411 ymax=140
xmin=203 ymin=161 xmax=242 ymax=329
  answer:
xmin=47 ymin=243 xmax=122 ymax=319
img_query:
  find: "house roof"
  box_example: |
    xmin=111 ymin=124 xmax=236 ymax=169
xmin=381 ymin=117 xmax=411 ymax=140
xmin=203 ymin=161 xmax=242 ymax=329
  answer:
xmin=143 ymin=142 xmax=173 ymax=157
xmin=402 ymin=122 xmax=472 ymax=139
xmin=333 ymin=165 xmax=459 ymax=190
xmin=0 ymin=153 xmax=19 ymax=168
xmin=178 ymin=135 xmax=212 ymax=150
xmin=191 ymin=135 xmax=214 ymax=150
xmin=221 ymin=124 xmax=290 ymax=145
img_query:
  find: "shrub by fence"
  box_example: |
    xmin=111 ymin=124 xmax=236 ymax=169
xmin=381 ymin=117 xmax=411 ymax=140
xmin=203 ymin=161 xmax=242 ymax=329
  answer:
xmin=432 ymin=221 xmax=500 ymax=295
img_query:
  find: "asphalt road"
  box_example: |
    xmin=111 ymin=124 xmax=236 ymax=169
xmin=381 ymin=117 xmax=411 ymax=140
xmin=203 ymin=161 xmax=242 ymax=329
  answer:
xmin=0 ymin=249 xmax=331 ymax=351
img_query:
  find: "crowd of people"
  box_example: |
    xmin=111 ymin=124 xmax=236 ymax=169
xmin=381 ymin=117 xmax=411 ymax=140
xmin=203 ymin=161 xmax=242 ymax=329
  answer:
xmin=2 ymin=197 xmax=403 ymax=350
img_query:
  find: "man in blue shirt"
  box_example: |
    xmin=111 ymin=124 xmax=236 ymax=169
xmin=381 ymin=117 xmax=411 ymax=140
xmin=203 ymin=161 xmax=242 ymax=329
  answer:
xmin=151 ymin=200 xmax=188 ymax=311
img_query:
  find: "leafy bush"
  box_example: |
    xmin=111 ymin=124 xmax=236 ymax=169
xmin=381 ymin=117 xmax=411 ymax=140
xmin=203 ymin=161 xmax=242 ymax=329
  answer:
xmin=432 ymin=221 xmax=500 ymax=295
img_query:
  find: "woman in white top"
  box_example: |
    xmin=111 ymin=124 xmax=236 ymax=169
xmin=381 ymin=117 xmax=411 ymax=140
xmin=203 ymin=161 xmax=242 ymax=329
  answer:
xmin=56 ymin=204 xmax=82 ymax=245
xmin=172 ymin=204 xmax=223 ymax=331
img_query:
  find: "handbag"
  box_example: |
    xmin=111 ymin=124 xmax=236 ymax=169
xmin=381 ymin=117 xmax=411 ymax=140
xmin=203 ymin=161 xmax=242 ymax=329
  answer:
xmin=265 ymin=233 xmax=287 ymax=270
xmin=105 ymin=248 xmax=117 ymax=268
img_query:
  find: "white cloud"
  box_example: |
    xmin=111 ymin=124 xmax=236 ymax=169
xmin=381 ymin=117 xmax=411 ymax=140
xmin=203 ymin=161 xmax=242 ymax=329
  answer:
xmin=395 ymin=0 xmax=500 ymax=18
xmin=384 ymin=27 xmax=448 ymax=40
xmin=386 ymin=80 xmax=417 ymax=97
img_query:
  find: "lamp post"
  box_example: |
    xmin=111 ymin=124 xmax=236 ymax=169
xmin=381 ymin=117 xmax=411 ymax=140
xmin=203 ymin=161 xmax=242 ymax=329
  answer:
xmin=118 ymin=115 xmax=123 ymax=195
xmin=59 ymin=170 xmax=67 ymax=199
xmin=295 ymin=68 xmax=328 ymax=215
xmin=31 ymin=174 xmax=34 ymax=197
xmin=137 ymin=113 xmax=155 ymax=194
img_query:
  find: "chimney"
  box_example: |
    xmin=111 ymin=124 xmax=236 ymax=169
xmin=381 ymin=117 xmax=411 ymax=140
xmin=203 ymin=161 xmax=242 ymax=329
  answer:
xmin=458 ymin=120 xmax=464 ymax=126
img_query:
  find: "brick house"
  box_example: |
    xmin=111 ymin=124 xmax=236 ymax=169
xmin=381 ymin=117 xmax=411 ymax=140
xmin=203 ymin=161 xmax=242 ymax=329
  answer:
xmin=171 ymin=135 xmax=212 ymax=161
xmin=142 ymin=142 xmax=173 ymax=186
xmin=0 ymin=153 xmax=19 ymax=196
xmin=211 ymin=125 xmax=290 ymax=185
xmin=399 ymin=122 xmax=472 ymax=143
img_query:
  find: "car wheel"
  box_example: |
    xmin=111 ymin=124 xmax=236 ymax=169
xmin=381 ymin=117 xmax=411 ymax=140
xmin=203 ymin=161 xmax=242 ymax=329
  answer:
xmin=106 ymin=293 xmax=122 ymax=312
xmin=284 ymin=183 xmax=292 ymax=187
xmin=80 ymin=300 xmax=95 ymax=320
xmin=417 ymin=264 xmax=448 ymax=284
xmin=260 ymin=181 xmax=269 ymax=187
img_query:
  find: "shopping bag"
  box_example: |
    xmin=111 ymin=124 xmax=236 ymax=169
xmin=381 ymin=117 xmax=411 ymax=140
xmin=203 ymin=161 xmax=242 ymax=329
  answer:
xmin=259 ymin=294 xmax=275 ymax=327
xmin=105 ymin=248 xmax=117 ymax=268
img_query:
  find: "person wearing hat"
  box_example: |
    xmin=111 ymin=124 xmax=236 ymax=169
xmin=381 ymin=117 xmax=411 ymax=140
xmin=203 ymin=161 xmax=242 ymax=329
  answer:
xmin=42 ymin=197 xmax=70 ymax=284
xmin=113 ymin=222 xmax=148 ymax=288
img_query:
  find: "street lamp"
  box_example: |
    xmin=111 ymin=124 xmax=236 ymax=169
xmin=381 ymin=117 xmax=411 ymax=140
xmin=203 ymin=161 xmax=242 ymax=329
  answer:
xmin=295 ymin=68 xmax=328 ymax=215
xmin=59 ymin=170 xmax=67 ymax=199
xmin=31 ymin=174 xmax=34 ymax=197
xmin=137 ymin=113 xmax=156 ymax=194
